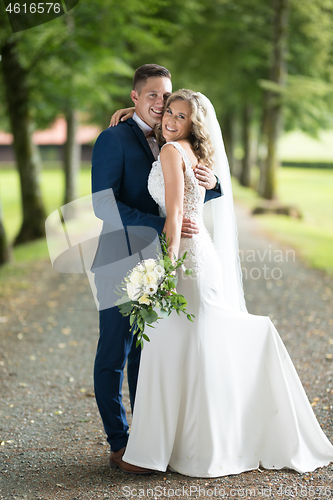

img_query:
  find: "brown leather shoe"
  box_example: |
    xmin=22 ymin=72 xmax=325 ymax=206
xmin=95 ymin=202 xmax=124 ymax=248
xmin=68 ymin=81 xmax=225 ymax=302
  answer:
xmin=109 ymin=447 xmax=155 ymax=475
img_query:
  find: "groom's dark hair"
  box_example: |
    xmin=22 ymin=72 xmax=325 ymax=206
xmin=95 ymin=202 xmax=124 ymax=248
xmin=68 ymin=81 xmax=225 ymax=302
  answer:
xmin=133 ymin=64 xmax=171 ymax=94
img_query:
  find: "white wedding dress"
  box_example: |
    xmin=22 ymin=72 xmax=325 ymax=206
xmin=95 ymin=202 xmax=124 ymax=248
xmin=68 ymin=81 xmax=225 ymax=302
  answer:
xmin=122 ymin=142 xmax=333 ymax=477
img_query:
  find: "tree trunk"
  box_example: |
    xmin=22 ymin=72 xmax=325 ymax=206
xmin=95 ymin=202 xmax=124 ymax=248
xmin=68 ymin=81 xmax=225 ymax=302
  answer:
xmin=257 ymin=101 xmax=268 ymax=195
xmin=0 ymin=199 xmax=10 ymax=265
xmin=63 ymin=109 xmax=81 ymax=215
xmin=0 ymin=39 xmax=46 ymax=245
xmin=222 ymin=110 xmax=235 ymax=175
xmin=240 ymin=104 xmax=252 ymax=187
xmin=260 ymin=0 xmax=289 ymax=200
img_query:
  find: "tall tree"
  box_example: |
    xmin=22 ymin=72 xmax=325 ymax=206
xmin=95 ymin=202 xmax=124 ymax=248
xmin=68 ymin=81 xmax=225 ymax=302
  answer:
xmin=63 ymin=109 xmax=80 ymax=207
xmin=62 ymin=14 xmax=80 ymax=209
xmin=240 ymin=103 xmax=252 ymax=187
xmin=259 ymin=0 xmax=289 ymax=200
xmin=222 ymin=110 xmax=236 ymax=175
xmin=257 ymin=0 xmax=333 ymax=198
xmin=0 ymin=38 xmax=46 ymax=244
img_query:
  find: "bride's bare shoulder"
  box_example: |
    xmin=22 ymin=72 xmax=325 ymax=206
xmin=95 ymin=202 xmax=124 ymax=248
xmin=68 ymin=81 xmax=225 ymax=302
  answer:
xmin=160 ymin=143 xmax=185 ymax=171
xmin=161 ymin=140 xmax=190 ymax=154
xmin=160 ymin=142 xmax=182 ymax=157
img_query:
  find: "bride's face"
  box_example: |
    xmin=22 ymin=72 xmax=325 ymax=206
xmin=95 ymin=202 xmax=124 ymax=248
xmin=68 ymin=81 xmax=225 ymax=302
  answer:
xmin=162 ymin=100 xmax=192 ymax=143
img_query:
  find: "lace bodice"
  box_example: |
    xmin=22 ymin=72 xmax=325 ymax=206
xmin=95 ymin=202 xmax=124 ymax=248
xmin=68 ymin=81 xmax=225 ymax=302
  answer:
xmin=148 ymin=141 xmax=214 ymax=275
xmin=148 ymin=142 xmax=203 ymax=221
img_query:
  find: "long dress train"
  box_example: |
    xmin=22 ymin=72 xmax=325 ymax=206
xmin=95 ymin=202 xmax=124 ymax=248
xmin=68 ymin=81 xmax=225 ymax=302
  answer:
xmin=122 ymin=142 xmax=333 ymax=477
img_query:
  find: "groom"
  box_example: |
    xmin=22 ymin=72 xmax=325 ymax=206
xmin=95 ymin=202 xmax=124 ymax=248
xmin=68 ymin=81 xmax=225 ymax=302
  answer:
xmin=91 ymin=64 xmax=221 ymax=474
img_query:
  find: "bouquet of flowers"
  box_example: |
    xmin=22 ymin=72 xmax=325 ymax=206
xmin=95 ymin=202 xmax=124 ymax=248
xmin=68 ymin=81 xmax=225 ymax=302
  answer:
xmin=116 ymin=234 xmax=194 ymax=349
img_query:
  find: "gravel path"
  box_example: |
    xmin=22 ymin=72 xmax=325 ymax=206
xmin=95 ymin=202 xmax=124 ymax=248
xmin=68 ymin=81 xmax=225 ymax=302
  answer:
xmin=0 ymin=204 xmax=332 ymax=500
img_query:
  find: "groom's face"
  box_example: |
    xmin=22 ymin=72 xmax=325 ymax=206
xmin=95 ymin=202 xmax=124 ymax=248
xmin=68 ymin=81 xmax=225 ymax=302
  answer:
xmin=130 ymin=76 xmax=172 ymax=129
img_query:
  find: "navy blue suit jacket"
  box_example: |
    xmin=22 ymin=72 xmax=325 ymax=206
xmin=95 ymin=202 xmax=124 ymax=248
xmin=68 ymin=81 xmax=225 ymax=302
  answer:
xmin=91 ymin=118 xmax=221 ymax=270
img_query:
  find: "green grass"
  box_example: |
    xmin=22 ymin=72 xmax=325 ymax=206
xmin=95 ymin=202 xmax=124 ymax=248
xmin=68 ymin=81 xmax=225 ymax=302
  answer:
xmin=232 ymin=167 xmax=333 ymax=274
xmin=279 ymin=130 xmax=333 ymax=162
xmin=0 ymin=168 xmax=92 ymax=265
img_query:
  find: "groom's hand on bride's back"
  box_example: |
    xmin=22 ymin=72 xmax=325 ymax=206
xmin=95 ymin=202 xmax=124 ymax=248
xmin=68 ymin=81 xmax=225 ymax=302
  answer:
xmin=109 ymin=107 xmax=135 ymax=127
xmin=162 ymin=219 xmax=199 ymax=239
xmin=181 ymin=217 xmax=199 ymax=238
xmin=194 ymin=163 xmax=217 ymax=190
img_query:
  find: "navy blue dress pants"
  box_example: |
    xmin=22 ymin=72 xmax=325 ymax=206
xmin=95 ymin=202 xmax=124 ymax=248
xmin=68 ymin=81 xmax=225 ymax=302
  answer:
xmin=94 ymin=305 xmax=141 ymax=452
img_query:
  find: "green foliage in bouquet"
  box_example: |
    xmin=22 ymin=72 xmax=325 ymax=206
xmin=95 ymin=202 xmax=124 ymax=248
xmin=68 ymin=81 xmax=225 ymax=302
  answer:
xmin=116 ymin=233 xmax=194 ymax=349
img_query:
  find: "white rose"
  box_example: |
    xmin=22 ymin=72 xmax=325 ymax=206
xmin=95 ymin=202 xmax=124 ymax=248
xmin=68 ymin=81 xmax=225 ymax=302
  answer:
xmin=130 ymin=270 xmax=143 ymax=286
xmin=138 ymin=294 xmax=151 ymax=305
xmin=144 ymin=259 xmax=156 ymax=272
xmin=143 ymin=271 xmax=158 ymax=286
xmin=136 ymin=264 xmax=145 ymax=272
xmin=154 ymin=264 xmax=165 ymax=278
xmin=127 ymin=282 xmax=141 ymax=301
xmin=144 ymin=284 xmax=158 ymax=296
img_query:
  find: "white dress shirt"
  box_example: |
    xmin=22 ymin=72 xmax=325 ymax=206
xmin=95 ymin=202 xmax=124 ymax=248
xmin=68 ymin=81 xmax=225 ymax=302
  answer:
xmin=132 ymin=112 xmax=159 ymax=160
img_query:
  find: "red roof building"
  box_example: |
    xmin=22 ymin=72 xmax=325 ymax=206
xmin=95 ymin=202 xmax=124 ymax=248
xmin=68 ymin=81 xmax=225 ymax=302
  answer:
xmin=0 ymin=117 xmax=102 ymax=162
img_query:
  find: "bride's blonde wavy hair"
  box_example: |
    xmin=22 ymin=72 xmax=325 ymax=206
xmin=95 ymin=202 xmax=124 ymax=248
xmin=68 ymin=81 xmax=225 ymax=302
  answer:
xmin=155 ymin=89 xmax=215 ymax=169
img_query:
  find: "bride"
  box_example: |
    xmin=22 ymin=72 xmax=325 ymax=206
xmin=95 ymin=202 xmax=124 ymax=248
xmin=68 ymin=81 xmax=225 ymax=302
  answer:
xmin=115 ymin=89 xmax=333 ymax=477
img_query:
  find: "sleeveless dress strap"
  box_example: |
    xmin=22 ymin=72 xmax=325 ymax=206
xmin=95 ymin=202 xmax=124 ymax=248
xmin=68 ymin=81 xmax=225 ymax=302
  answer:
xmin=160 ymin=142 xmax=193 ymax=170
